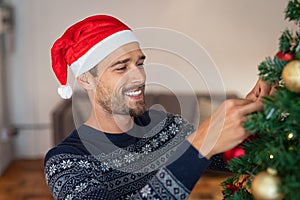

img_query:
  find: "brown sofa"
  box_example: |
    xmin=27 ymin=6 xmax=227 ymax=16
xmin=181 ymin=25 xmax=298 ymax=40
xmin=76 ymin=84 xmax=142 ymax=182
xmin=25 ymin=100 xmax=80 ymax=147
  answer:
xmin=52 ymin=91 xmax=237 ymax=146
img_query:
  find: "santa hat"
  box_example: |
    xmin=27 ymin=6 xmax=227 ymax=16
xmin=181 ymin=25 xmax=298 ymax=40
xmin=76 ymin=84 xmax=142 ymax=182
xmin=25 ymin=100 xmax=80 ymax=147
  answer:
xmin=51 ymin=15 xmax=139 ymax=99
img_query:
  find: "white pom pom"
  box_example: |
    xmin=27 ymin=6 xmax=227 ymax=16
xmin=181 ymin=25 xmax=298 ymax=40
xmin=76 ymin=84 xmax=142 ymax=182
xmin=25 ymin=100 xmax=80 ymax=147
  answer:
xmin=57 ymin=84 xmax=73 ymax=99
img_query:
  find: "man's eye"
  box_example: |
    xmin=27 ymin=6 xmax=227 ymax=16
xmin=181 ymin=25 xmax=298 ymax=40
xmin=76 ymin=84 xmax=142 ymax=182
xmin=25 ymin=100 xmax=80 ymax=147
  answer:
xmin=116 ymin=66 xmax=127 ymax=71
xmin=137 ymin=63 xmax=144 ymax=68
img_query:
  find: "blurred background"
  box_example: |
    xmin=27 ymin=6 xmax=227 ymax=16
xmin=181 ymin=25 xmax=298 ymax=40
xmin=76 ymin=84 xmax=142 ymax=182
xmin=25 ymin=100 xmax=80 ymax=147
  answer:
xmin=0 ymin=0 xmax=294 ymax=199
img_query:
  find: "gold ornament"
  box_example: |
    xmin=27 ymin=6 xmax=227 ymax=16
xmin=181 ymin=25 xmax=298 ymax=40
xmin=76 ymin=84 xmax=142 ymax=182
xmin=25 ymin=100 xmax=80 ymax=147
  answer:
xmin=282 ymin=60 xmax=300 ymax=92
xmin=251 ymin=168 xmax=282 ymax=200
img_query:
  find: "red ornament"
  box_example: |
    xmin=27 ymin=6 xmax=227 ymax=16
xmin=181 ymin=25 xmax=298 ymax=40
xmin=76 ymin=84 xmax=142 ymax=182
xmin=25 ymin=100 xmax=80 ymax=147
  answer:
xmin=223 ymin=145 xmax=245 ymax=162
xmin=226 ymin=183 xmax=239 ymax=192
xmin=223 ymin=135 xmax=258 ymax=162
xmin=275 ymin=51 xmax=295 ymax=61
xmin=225 ymin=174 xmax=251 ymax=195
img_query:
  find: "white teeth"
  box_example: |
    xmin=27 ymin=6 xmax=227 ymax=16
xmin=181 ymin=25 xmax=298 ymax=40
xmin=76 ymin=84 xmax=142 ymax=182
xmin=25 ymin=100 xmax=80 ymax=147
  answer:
xmin=125 ymin=90 xmax=142 ymax=96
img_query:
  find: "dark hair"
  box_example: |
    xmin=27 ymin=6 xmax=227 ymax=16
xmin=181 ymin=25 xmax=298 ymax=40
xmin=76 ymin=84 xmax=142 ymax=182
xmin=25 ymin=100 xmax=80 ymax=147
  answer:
xmin=88 ymin=65 xmax=98 ymax=77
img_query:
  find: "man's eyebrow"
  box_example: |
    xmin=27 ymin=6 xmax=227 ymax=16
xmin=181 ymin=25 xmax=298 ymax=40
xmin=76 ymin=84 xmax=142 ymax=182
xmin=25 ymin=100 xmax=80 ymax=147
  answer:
xmin=110 ymin=58 xmax=131 ymax=67
xmin=110 ymin=55 xmax=146 ymax=67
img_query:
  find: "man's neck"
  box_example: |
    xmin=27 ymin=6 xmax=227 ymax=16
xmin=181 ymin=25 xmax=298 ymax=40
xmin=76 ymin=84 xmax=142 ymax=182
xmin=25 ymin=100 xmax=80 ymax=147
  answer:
xmin=85 ymin=109 xmax=134 ymax=134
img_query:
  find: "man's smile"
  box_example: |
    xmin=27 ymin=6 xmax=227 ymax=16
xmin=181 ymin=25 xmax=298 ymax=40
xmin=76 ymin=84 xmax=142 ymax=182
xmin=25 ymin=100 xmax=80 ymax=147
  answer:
xmin=123 ymin=85 xmax=145 ymax=99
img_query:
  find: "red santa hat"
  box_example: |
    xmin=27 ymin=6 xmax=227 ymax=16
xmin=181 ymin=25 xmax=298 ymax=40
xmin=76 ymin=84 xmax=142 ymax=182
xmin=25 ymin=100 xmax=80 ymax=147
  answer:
xmin=51 ymin=15 xmax=139 ymax=99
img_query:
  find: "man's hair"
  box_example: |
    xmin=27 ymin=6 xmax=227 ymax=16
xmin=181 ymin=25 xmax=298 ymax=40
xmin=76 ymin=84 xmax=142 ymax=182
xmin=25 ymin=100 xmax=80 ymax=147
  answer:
xmin=88 ymin=65 xmax=98 ymax=77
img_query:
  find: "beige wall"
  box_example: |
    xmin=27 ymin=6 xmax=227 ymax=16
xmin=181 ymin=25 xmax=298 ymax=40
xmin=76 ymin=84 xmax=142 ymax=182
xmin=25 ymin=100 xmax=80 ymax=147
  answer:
xmin=7 ymin=0 xmax=293 ymax=158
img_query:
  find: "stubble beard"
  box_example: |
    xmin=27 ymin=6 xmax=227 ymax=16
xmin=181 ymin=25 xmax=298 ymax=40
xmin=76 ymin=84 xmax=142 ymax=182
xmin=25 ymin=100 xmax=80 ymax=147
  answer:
xmin=97 ymin=87 xmax=147 ymax=117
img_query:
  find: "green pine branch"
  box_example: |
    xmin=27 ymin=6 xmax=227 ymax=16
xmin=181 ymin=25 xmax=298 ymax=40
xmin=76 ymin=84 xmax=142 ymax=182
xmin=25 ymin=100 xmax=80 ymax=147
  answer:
xmin=279 ymin=30 xmax=294 ymax=52
xmin=257 ymin=57 xmax=286 ymax=84
xmin=285 ymin=0 xmax=300 ymax=23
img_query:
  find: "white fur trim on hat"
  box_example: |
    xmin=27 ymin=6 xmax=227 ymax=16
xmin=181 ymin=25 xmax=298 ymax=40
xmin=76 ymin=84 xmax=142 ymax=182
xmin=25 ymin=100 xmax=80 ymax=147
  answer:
xmin=70 ymin=30 xmax=139 ymax=77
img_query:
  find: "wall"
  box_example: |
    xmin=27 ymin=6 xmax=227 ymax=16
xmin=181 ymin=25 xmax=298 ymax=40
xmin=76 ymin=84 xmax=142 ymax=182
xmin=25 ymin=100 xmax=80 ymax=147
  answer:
xmin=7 ymin=0 xmax=293 ymax=158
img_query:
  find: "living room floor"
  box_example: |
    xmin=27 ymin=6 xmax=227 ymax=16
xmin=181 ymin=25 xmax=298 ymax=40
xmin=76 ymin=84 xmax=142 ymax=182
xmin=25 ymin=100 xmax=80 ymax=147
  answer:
xmin=0 ymin=159 xmax=230 ymax=200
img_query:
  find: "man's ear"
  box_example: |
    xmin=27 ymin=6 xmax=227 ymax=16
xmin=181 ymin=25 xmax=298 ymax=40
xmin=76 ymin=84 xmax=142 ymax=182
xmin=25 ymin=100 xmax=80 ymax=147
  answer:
xmin=77 ymin=72 xmax=96 ymax=90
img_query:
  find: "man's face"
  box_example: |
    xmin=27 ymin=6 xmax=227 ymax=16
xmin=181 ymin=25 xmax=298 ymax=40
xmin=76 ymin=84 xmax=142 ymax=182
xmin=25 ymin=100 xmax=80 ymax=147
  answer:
xmin=94 ymin=42 xmax=147 ymax=117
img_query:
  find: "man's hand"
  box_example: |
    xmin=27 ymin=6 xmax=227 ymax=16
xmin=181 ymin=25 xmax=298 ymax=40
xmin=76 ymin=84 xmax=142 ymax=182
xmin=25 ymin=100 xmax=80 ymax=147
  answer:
xmin=187 ymin=99 xmax=263 ymax=159
xmin=246 ymin=78 xmax=276 ymax=102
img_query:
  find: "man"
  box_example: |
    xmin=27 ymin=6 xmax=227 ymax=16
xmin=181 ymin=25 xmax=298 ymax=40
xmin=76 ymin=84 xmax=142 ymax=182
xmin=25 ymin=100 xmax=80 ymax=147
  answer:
xmin=44 ymin=15 xmax=270 ymax=199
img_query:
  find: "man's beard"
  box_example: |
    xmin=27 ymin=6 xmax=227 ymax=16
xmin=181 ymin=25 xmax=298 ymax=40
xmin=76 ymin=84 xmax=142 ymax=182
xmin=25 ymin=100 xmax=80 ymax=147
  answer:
xmin=97 ymin=86 xmax=147 ymax=117
xmin=128 ymin=100 xmax=147 ymax=117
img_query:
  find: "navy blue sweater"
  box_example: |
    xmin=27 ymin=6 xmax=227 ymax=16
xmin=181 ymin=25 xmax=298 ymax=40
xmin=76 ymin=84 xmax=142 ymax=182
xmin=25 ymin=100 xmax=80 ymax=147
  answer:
xmin=44 ymin=110 xmax=225 ymax=199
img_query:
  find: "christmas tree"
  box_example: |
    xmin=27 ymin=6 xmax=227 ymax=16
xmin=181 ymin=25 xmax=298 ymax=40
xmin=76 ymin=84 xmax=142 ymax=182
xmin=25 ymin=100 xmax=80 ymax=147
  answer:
xmin=222 ymin=1 xmax=300 ymax=200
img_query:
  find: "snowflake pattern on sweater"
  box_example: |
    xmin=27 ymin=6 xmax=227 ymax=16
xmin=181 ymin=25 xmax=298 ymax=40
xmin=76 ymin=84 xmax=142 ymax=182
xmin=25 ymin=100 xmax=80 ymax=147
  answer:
xmin=44 ymin=110 xmax=224 ymax=199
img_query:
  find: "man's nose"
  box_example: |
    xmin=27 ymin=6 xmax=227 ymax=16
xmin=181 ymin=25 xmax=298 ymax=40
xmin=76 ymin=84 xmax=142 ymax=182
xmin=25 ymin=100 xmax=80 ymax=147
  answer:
xmin=128 ymin=65 xmax=146 ymax=84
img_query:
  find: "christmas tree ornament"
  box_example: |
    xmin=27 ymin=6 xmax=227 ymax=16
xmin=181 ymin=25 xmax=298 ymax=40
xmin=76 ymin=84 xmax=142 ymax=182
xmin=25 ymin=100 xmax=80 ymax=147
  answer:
xmin=238 ymin=174 xmax=251 ymax=193
xmin=282 ymin=60 xmax=300 ymax=92
xmin=251 ymin=168 xmax=282 ymax=200
xmin=223 ymin=145 xmax=245 ymax=162
xmin=288 ymin=145 xmax=295 ymax=151
xmin=276 ymin=51 xmax=295 ymax=61
xmin=223 ymin=135 xmax=257 ymax=162
xmin=225 ymin=174 xmax=251 ymax=194
xmin=280 ymin=112 xmax=290 ymax=121
xmin=287 ymin=132 xmax=294 ymax=140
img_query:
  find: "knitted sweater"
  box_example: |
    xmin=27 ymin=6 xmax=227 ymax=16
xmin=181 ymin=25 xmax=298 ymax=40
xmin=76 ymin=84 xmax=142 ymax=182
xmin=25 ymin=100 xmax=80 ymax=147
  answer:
xmin=44 ymin=110 xmax=226 ymax=199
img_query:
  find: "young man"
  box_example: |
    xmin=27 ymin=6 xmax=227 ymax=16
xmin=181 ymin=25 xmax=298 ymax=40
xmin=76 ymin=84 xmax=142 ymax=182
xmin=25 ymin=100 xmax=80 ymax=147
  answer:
xmin=45 ymin=15 xmax=269 ymax=199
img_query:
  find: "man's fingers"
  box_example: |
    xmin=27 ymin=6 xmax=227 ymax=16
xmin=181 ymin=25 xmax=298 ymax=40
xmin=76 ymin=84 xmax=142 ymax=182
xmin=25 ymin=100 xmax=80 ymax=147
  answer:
xmin=245 ymin=92 xmax=258 ymax=102
xmin=258 ymin=84 xmax=271 ymax=98
xmin=239 ymin=101 xmax=263 ymax=115
xmin=270 ymin=86 xmax=277 ymax=95
xmin=227 ymin=98 xmax=253 ymax=107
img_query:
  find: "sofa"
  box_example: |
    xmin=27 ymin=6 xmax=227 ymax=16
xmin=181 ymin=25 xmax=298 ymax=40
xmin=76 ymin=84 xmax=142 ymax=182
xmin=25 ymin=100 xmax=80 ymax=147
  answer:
xmin=52 ymin=91 xmax=238 ymax=145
